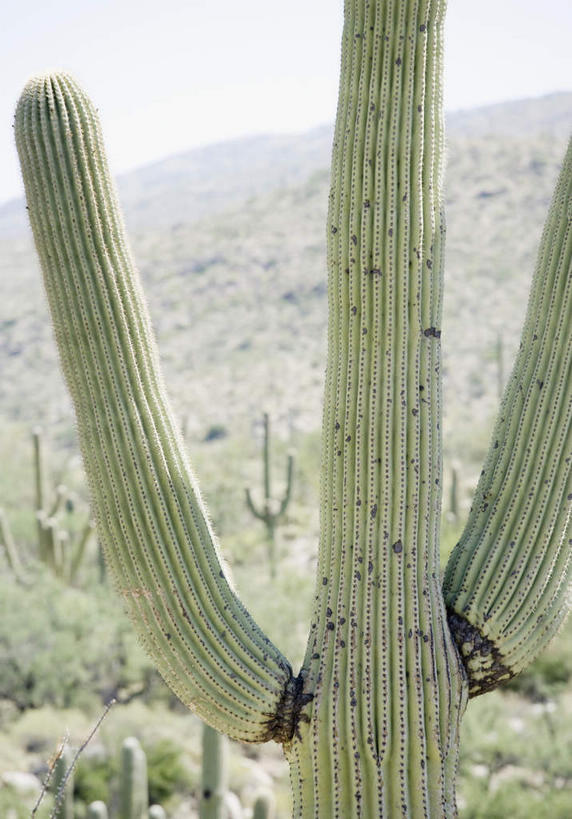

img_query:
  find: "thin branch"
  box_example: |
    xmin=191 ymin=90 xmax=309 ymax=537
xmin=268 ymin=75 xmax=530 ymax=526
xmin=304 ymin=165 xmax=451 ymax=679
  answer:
xmin=31 ymin=733 xmax=69 ymax=817
xmin=50 ymin=699 xmax=116 ymax=819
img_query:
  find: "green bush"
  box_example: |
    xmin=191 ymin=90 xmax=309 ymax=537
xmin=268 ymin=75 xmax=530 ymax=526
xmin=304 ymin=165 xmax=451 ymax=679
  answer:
xmin=144 ymin=738 xmax=192 ymax=805
xmin=0 ymin=570 xmax=154 ymax=712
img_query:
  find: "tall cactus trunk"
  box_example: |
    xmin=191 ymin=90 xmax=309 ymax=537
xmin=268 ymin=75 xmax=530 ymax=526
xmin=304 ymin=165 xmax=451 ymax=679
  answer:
xmin=286 ymin=1 xmax=466 ymax=814
xmin=14 ymin=0 xmax=571 ymax=817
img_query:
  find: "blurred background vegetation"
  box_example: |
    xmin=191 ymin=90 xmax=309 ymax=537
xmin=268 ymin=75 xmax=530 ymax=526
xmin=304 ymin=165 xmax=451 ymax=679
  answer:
xmin=0 ymin=93 xmax=571 ymax=817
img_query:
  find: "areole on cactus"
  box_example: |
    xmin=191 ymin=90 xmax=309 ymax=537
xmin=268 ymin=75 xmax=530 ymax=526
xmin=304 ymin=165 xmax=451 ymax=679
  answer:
xmin=14 ymin=0 xmax=571 ymax=816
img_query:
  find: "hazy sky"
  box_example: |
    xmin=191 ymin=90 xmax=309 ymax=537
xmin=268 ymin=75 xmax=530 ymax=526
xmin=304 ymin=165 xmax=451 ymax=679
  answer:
xmin=2 ymin=0 xmax=571 ymax=205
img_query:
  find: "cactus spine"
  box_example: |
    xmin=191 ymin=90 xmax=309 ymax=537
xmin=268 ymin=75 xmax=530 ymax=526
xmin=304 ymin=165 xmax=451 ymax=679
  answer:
xmin=120 ymin=737 xmax=148 ymax=819
xmin=245 ymin=412 xmax=294 ymax=577
xmin=14 ymin=1 xmax=570 ymax=816
xmin=200 ymin=723 xmax=228 ymax=819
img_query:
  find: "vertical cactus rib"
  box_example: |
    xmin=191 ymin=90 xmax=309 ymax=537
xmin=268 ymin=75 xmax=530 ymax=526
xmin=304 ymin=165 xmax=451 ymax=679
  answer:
xmin=444 ymin=138 xmax=572 ymax=695
xmin=15 ymin=73 xmax=294 ymax=743
xmin=289 ymin=1 xmax=466 ymax=816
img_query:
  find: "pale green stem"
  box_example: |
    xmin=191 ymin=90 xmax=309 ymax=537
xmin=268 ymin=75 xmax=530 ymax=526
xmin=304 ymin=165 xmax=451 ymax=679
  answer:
xmin=288 ymin=1 xmax=466 ymax=816
xmin=15 ymin=73 xmax=293 ymax=742
xmin=444 ymin=139 xmax=572 ymax=694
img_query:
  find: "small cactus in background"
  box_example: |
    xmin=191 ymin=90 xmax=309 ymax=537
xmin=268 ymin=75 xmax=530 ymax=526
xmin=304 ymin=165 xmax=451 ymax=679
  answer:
xmin=52 ymin=745 xmax=74 ymax=819
xmin=0 ymin=427 xmax=94 ymax=581
xmin=14 ymin=0 xmax=571 ymax=814
xmin=200 ymin=723 xmax=228 ymax=819
xmin=252 ymin=790 xmax=275 ymax=819
xmin=245 ymin=412 xmax=294 ymax=577
xmin=0 ymin=507 xmax=25 ymax=579
xmin=148 ymin=805 xmax=167 ymax=819
xmin=120 ymin=737 xmax=148 ymax=819
xmin=86 ymin=802 xmax=109 ymax=819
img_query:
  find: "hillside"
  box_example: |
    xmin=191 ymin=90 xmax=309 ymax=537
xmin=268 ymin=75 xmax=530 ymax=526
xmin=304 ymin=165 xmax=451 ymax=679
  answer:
xmin=0 ymin=91 xmax=570 ymax=240
xmin=0 ymin=92 xmax=570 ymax=476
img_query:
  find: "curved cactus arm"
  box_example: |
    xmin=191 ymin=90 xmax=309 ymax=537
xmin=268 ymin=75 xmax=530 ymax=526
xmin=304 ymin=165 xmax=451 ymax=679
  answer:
xmin=15 ymin=73 xmax=294 ymax=743
xmin=444 ymin=138 xmax=572 ymax=696
xmin=244 ymin=487 xmax=269 ymax=522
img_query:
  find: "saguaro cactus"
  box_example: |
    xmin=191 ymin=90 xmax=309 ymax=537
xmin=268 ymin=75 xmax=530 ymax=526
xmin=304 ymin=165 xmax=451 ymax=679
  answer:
xmin=15 ymin=0 xmax=570 ymax=815
xmin=1 ymin=427 xmax=94 ymax=580
xmin=200 ymin=723 xmax=229 ymax=819
xmin=52 ymin=745 xmax=75 ymax=819
xmin=245 ymin=412 xmax=294 ymax=577
xmin=120 ymin=737 xmax=149 ymax=819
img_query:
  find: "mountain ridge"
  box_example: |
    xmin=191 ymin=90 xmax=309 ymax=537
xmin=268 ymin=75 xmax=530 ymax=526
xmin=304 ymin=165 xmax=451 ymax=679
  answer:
xmin=1 ymin=91 xmax=570 ymax=240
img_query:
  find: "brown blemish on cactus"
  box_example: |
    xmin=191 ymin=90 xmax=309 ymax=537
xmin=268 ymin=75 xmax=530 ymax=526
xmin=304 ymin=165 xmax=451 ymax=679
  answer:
xmin=447 ymin=609 xmax=515 ymax=697
xmin=265 ymin=669 xmax=313 ymax=747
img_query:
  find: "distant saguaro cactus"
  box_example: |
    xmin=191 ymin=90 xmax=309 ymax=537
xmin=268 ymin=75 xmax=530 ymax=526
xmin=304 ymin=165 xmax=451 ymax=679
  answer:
xmin=120 ymin=737 xmax=148 ymax=819
xmin=1 ymin=428 xmax=94 ymax=581
xmin=245 ymin=412 xmax=294 ymax=577
xmin=15 ymin=0 xmax=571 ymax=815
xmin=52 ymin=745 xmax=75 ymax=819
xmin=253 ymin=790 xmax=275 ymax=819
xmin=200 ymin=723 xmax=228 ymax=819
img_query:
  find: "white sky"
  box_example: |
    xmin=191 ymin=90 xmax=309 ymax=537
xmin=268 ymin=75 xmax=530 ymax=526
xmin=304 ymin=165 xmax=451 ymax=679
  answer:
xmin=2 ymin=0 xmax=571 ymax=205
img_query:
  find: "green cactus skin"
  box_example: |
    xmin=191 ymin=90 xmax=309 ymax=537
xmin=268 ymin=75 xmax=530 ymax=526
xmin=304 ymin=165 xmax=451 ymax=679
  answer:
xmin=200 ymin=723 xmax=228 ymax=819
xmin=14 ymin=0 xmax=571 ymax=815
xmin=286 ymin=2 xmax=469 ymax=814
xmin=52 ymin=744 xmax=74 ymax=819
xmin=14 ymin=72 xmax=293 ymax=743
xmin=443 ymin=138 xmax=572 ymax=695
xmin=86 ymin=801 xmax=109 ymax=819
xmin=245 ymin=412 xmax=294 ymax=577
xmin=120 ymin=737 xmax=148 ymax=819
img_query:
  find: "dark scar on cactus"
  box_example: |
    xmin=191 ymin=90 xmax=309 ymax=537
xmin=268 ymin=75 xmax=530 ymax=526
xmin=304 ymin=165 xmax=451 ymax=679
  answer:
xmin=262 ymin=668 xmax=313 ymax=745
xmin=447 ymin=609 xmax=515 ymax=697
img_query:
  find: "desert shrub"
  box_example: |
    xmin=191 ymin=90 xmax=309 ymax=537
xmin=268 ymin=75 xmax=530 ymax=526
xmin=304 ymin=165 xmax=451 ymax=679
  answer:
xmin=145 ymin=738 xmax=192 ymax=805
xmin=0 ymin=570 xmax=154 ymax=711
